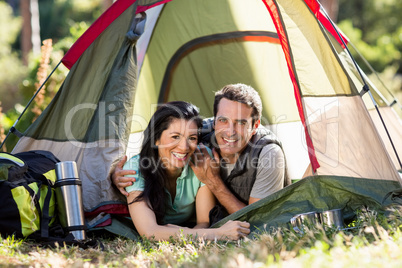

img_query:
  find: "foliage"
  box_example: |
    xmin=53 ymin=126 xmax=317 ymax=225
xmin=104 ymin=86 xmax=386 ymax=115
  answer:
xmin=338 ymin=0 xmax=402 ymax=103
xmin=0 ymin=20 xmax=90 ymax=152
xmin=337 ymin=20 xmax=401 ymax=75
xmin=1 ymin=208 xmax=402 ymax=267
xmin=0 ymin=2 xmax=27 ymax=112
xmin=338 ymin=0 xmax=402 ymax=40
xmin=0 ymin=0 xmax=93 ymax=152
xmin=38 ymin=0 xmax=102 ymax=45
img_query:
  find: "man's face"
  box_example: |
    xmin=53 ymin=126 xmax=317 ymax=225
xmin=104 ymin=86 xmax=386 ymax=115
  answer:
xmin=214 ymin=98 xmax=260 ymax=164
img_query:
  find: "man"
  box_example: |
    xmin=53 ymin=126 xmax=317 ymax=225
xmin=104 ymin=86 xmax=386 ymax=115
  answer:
xmin=112 ymin=83 xmax=287 ymax=220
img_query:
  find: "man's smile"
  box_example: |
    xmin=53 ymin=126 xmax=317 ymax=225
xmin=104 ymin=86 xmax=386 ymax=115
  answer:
xmin=222 ymin=137 xmax=240 ymax=145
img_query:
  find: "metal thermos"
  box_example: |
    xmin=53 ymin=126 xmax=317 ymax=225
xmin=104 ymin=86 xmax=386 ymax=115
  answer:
xmin=54 ymin=161 xmax=86 ymax=240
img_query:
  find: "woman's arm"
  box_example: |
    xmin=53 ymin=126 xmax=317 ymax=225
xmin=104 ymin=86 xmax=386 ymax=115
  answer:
xmin=193 ymin=185 xmax=215 ymax=229
xmin=127 ymin=191 xmax=250 ymax=241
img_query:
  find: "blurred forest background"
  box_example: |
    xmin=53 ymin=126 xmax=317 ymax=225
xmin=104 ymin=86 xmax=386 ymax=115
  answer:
xmin=0 ymin=0 xmax=401 ymax=152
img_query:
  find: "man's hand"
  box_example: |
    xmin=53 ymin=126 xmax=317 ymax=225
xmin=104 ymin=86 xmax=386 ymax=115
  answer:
xmin=189 ymin=143 xmax=221 ymax=186
xmin=190 ymin=144 xmax=247 ymax=214
xmin=111 ymin=156 xmax=136 ymax=197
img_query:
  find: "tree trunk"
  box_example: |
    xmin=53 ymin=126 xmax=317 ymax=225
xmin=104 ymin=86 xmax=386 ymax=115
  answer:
xmin=30 ymin=0 xmax=41 ymax=55
xmin=20 ymin=0 xmax=32 ymax=66
xmin=102 ymin=0 xmax=114 ymax=12
xmin=20 ymin=0 xmax=41 ymax=65
xmin=320 ymin=0 xmax=339 ymax=22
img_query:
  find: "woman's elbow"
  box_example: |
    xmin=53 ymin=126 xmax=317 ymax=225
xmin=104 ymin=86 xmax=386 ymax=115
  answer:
xmin=137 ymin=224 xmax=169 ymax=240
xmin=137 ymin=228 xmax=157 ymax=239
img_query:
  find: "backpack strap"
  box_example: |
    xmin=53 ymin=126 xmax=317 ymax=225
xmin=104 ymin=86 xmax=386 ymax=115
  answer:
xmin=22 ymin=181 xmax=44 ymax=236
xmin=23 ymin=172 xmax=54 ymax=238
xmin=40 ymin=183 xmax=53 ymax=238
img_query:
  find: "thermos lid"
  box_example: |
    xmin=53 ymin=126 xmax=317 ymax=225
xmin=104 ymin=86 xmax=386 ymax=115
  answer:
xmin=55 ymin=161 xmax=79 ymax=181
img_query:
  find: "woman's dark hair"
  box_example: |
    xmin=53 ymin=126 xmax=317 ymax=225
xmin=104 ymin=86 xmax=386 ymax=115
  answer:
xmin=132 ymin=101 xmax=202 ymax=224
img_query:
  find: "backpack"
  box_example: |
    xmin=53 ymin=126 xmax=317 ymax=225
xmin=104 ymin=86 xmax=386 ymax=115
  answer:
xmin=0 ymin=150 xmax=103 ymax=249
xmin=0 ymin=150 xmax=60 ymax=239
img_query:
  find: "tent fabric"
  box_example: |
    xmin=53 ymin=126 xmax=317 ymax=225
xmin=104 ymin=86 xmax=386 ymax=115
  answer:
xmin=305 ymin=96 xmax=400 ymax=180
xmin=369 ymin=107 xmax=402 ymax=170
xmin=327 ymin=29 xmax=402 ymax=171
xmin=264 ymin=0 xmax=320 ymax=171
xmin=132 ymin=0 xmax=320 ymax=170
xmin=11 ymin=0 xmax=402 ymax=216
xmin=317 ymin=8 xmax=348 ymax=48
xmin=211 ymin=175 xmax=401 ymax=235
xmin=13 ymin=1 xmax=144 ymax=210
xmin=94 ymin=175 xmax=401 ymax=239
xmin=62 ymin=0 xmax=137 ymax=69
xmin=131 ymin=0 xmax=398 ymax=178
xmin=62 ymin=0 xmax=171 ymax=69
xmin=133 ymin=0 xmax=282 ymax=125
xmin=276 ymin=0 xmax=355 ymax=97
xmin=136 ymin=0 xmax=172 ymax=13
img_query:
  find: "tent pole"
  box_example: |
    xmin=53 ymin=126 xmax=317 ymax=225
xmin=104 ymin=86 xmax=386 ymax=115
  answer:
xmin=0 ymin=61 xmax=62 ymax=151
xmin=319 ymin=5 xmax=402 ymax=169
xmin=347 ymin=41 xmax=402 ymax=110
xmin=372 ymin=103 xmax=402 ymax=168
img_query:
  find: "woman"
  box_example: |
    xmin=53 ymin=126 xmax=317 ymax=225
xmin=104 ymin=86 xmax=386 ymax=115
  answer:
xmin=124 ymin=101 xmax=250 ymax=240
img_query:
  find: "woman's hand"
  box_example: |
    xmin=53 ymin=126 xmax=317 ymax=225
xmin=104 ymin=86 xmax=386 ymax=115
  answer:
xmin=111 ymin=156 xmax=137 ymax=196
xmin=217 ymin=220 xmax=250 ymax=240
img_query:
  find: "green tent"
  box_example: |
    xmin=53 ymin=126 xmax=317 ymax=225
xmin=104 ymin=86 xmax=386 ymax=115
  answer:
xmin=10 ymin=0 xmax=402 ymax=237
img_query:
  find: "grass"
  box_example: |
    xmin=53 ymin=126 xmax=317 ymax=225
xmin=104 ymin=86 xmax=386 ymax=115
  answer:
xmin=1 ymin=207 xmax=402 ymax=267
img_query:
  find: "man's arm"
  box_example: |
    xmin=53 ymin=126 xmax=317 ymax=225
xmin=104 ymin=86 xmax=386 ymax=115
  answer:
xmin=205 ymin=176 xmax=247 ymax=214
xmin=111 ymin=156 xmax=137 ymax=196
xmin=248 ymin=144 xmax=285 ymax=205
xmin=190 ymin=144 xmax=247 ymax=214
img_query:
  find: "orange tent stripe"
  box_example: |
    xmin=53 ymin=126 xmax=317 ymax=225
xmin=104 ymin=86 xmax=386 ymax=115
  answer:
xmin=242 ymin=35 xmax=280 ymax=44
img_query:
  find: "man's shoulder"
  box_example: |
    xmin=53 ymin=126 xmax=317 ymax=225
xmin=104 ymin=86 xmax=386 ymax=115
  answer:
xmin=254 ymin=125 xmax=282 ymax=145
xmin=248 ymin=126 xmax=282 ymax=161
xmin=258 ymin=143 xmax=284 ymax=160
xmin=260 ymin=142 xmax=281 ymax=150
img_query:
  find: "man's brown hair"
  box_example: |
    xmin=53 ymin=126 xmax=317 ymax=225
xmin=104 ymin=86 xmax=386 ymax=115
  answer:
xmin=213 ymin=83 xmax=262 ymax=123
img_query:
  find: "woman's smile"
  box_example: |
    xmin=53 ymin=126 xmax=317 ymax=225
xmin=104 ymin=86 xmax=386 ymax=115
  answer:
xmin=171 ymin=152 xmax=189 ymax=160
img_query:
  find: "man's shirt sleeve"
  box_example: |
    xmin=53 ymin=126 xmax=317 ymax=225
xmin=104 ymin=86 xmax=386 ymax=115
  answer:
xmin=250 ymin=143 xmax=285 ymax=199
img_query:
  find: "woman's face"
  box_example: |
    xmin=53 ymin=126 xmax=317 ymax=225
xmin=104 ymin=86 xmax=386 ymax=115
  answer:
xmin=155 ymin=118 xmax=199 ymax=172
